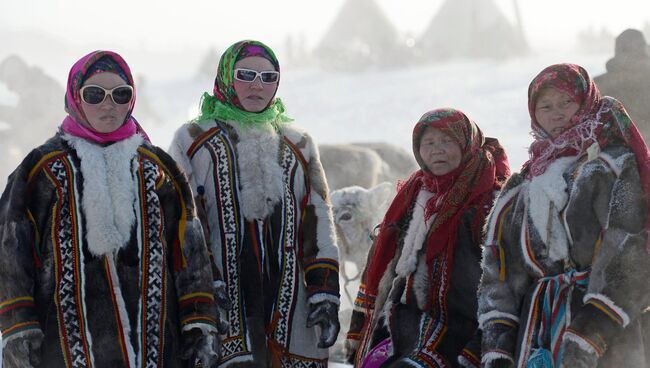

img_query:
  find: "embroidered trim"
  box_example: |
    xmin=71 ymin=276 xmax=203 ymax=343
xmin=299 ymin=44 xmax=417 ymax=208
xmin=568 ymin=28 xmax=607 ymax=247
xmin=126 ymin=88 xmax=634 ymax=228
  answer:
xmin=0 ymin=296 xmax=34 ymax=315
xmin=478 ymin=310 xmax=520 ymax=329
xmin=137 ymin=158 xmax=168 ymax=368
xmin=459 ymin=348 xmax=480 ymax=368
xmin=564 ymin=328 xmax=604 ymax=357
xmin=48 ymin=156 xmax=95 ymax=368
xmin=584 ymin=293 xmax=630 ymax=327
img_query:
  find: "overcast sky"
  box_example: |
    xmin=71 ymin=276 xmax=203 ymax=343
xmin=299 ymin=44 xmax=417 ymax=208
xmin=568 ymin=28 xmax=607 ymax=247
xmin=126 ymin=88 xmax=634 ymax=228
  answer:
xmin=1 ymin=0 xmax=649 ymax=82
xmin=2 ymin=0 xmax=649 ymax=50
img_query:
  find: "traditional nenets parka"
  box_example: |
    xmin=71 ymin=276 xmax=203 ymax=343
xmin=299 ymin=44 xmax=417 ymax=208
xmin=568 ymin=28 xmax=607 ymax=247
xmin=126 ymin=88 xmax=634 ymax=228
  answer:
xmin=169 ymin=40 xmax=341 ymax=367
xmin=0 ymin=51 xmax=227 ymax=367
xmin=478 ymin=63 xmax=650 ymax=368
xmin=345 ymin=109 xmax=510 ymax=367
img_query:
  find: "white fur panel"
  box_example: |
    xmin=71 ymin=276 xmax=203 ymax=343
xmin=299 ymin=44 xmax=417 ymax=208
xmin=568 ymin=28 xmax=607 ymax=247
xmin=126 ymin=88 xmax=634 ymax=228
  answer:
xmin=232 ymin=123 xmax=284 ymax=221
xmin=395 ymin=190 xmax=434 ymax=277
xmin=169 ymin=124 xmax=196 ymax=182
xmin=527 ymin=156 xmax=576 ymax=262
xmin=63 ymin=134 xmax=142 ymax=257
xmin=563 ymin=330 xmax=599 ymax=356
xmin=308 ymin=293 xmax=341 ymax=306
xmin=310 ymin=192 xmax=339 ymax=260
xmin=477 ymin=310 xmax=519 ymax=329
xmin=583 ymin=292 xmax=630 ymax=327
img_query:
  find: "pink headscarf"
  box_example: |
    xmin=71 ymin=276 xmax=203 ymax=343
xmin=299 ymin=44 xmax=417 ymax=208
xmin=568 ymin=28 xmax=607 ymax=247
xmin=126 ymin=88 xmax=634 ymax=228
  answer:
xmin=61 ymin=50 xmax=149 ymax=143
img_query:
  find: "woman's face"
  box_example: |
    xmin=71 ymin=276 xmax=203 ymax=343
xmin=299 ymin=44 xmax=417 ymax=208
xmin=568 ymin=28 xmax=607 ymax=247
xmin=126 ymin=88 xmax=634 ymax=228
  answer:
xmin=534 ymin=87 xmax=580 ymax=138
xmin=418 ymin=127 xmax=462 ymax=176
xmin=233 ymin=56 xmax=278 ymax=112
xmin=80 ymin=72 xmax=131 ymax=133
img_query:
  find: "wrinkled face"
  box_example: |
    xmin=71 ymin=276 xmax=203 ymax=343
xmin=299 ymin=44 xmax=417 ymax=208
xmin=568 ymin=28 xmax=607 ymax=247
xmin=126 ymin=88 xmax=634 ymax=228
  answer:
xmin=418 ymin=127 xmax=462 ymax=176
xmin=80 ymin=72 xmax=130 ymax=133
xmin=233 ymin=56 xmax=278 ymax=112
xmin=534 ymin=87 xmax=580 ymax=139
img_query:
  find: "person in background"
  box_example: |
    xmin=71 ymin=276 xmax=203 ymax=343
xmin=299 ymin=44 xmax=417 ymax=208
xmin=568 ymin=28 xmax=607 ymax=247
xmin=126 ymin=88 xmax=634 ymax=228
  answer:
xmin=595 ymin=28 xmax=650 ymax=145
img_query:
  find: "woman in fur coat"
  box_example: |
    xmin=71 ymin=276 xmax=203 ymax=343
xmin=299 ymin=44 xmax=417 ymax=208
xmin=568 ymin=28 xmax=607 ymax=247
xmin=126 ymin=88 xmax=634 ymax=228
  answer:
xmin=0 ymin=50 xmax=228 ymax=368
xmin=345 ymin=108 xmax=510 ymax=367
xmin=478 ymin=63 xmax=650 ymax=368
xmin=169 ymin=40 xmax=341 ymax=367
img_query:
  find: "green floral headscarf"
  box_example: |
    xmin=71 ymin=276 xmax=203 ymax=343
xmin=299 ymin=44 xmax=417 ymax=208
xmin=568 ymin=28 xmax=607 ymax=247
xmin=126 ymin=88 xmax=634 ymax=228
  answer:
xmin=195 ymin=40 xmax=292 ymax=129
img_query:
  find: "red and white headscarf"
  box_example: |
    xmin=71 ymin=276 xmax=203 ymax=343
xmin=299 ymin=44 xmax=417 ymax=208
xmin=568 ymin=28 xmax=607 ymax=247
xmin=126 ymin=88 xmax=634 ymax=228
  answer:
xmin=364 ymin=108 xmax=510 ymax=299
xmin=524 ymin=63 xmax=650 ymax=250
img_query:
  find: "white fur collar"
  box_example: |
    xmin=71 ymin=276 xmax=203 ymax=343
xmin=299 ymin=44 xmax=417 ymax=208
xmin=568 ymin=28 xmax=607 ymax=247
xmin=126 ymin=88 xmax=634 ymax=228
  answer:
xmin=229 ymin=123 xmax=284 ymax=221
xmin=526 ymin=156 xmax=576 ymax=262
xmin=395 ymin=190 xmax=434 ymax=277
xmin=63 ymin=133 xmax=143 ymax=257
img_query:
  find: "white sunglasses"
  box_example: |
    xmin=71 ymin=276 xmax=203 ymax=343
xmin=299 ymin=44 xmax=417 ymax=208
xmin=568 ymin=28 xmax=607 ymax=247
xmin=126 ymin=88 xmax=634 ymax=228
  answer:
xmin=233 ymin=68 xmax=279 ymax=84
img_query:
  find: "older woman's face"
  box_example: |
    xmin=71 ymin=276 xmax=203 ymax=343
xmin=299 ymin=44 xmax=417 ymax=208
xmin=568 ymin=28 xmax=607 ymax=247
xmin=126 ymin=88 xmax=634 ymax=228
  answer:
xmin=233 ymin=56 xmax=278 ymax=112
xmin=80 ymin=72 xmax=131 ymax=133
xmin=534 ymin=87 xmax=579 ymax=138
xmin=419 ymin=127 xmax=462 ymax=176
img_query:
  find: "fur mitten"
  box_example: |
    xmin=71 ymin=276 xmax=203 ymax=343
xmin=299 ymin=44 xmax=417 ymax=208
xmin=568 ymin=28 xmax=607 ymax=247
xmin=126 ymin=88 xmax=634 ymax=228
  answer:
xmin=3 ymin=329 xmax=43 ymax=368
xmin=306 ymin=300 xmax=340 ymax=348
xmin=560 ymin=339 xmax=598 ymax=368
xmin=180 ymin=327 xmax=220 ymax=367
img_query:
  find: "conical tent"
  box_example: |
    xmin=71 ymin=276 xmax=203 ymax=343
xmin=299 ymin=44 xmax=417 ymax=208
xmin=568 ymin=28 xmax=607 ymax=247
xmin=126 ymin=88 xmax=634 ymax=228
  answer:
xmin=418 ymin=0 xmax=527 ymax=60
xmin=315 ymin=0 xmax=409 ymax=70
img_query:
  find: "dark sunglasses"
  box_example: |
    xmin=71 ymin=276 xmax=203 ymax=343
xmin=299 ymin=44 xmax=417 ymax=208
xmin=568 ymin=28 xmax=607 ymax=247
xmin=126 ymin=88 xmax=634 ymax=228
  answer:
xmin=80 ymin=84 xmax=134 ymax=105
xmin=234 ymin=68 xmax=279 ymax=84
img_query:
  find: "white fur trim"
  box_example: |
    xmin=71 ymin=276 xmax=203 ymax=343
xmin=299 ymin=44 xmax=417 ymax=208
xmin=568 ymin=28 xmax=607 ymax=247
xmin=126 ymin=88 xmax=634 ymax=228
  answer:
xmin=230 ymin=122 xmax=284 ymax=221
xmin=583 ymin=292 xmax=630 ymax=327
xmin=395 ymin=190 xmax=434 ymax=277
xmin=308 ymin=293 xmax=341 ymax=306
xmin=477 ymin=310 xmax=519 ymax=329
xmin=563 ymin=330 xmax=599 ymax=356
xmin=484 ymin=185 xmax=521 ymax=245
xmin=182 ymin=322 xmax=219 ymax=335
xmin=598 ymin=151 xmax=630 ymax=178
xmin=458 ymin=355 xmax=479 ymax=368
xmin=169 ymin=124 xmax=196 ymax=182
xmin=63 ymin=133 xmax=143 ymax=256
xmin=481 ymin=351 xmax=513 ymax=367
xmin=527 ymin=156 xmax=575 ymax=262
xmin=213 ymin=280 xmax=226 ymax=289
xmin=310 ymin=191 xmax=339 ymax=260
xmin=106 ymin=254 xmax=136 ymax=367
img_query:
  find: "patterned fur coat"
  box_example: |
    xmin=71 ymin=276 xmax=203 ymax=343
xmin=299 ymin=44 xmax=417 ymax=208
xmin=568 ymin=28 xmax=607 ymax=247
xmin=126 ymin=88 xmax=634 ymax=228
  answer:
xmin=0 ymin=132 xmax=218 ymax=368
xmin=478 ymin=144 xmax=650 ymax=368
xmin=169 ymin=120 xmax=340 ymax=367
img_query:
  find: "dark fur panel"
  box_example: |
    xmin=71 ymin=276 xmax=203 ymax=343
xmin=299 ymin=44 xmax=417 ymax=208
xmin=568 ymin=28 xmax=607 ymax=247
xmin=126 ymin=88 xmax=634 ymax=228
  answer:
xmin=0 ymin=142 xmax=63 ymax=336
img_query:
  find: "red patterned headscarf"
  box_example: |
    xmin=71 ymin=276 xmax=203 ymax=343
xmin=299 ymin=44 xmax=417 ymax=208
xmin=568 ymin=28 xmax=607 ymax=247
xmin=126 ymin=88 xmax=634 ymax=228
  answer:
xmin=364 ymin=108 xmax=510 ymax=298
xmin=523 ymin=63 xmax=650 ymax=251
